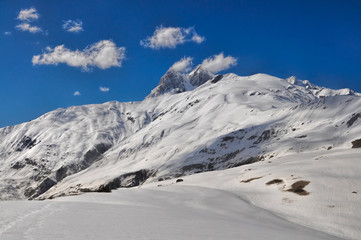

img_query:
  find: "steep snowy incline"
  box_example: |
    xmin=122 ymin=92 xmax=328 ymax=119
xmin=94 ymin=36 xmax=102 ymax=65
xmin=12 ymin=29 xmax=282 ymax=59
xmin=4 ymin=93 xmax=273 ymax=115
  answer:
xmin=36 ymin=73 xmax=361 ymax=199
xmin=0 ymin=69 xmax=360 ymax=201
xmin=0 ymin=101 xmax=149 ymax=199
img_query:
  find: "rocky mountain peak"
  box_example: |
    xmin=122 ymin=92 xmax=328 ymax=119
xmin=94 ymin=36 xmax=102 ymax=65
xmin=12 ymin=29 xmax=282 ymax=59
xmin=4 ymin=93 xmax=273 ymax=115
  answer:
xmin=147 ymin=65 xmax=215 ymax=98
xmin=286 ymin=76 xmax=314 ymax=89
xmin=147 ymin=69 xmax=188 ymax=98
xmin=188 ymin=65 xmax=214 ymax=87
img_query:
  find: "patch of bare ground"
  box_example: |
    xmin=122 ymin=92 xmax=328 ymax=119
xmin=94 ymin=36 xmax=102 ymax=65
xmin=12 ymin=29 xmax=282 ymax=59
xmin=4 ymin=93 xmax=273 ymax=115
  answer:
xmin=240 ymin=176 xmax=263 ymax=183
xmin=287 ymin=180 xmax=310 ymax=196
xmin=351 ymin=138 xmax=361 ymax=148
xmin=266 ymin=179 xmax=284 ymax=185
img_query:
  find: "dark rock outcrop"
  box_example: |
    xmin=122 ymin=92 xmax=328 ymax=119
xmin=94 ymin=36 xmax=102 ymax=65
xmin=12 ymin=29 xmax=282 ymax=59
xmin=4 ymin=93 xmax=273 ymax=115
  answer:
xmin=351 ymin=139 xmax=361 ymax=148
xmin=347 ymin=113 xmax=361 ymax=128
xmin=147 ymin=70 xmax=188 ymax=98
xmin=95 ymin=169 xmax=155 ymax=192
xmin=15 ymin=136 xmax=37 ymax=151
xmin=188 ymin=65 xmax=214 ymax=86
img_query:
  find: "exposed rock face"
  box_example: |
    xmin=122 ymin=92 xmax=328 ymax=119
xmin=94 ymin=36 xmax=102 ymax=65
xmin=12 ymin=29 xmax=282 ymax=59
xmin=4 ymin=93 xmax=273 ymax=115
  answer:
xmin=188 ymin=65 xmax=214 ymax=87
xmin=147 ymin=70 xmax=188 ymax=98
xmin=25 ymin=177 xmax=57 ymax=200
xmin=16 ymin=136 xmax=37 ymax=151
xmin=351 ymin=139 xmax=361 ymax=148
xmin=286 ymin=76 xmax=314 ymax=89
xmin=147 ymin=65 xmax=214 ymax=98
xmin=347 ymin=113 xmax=361 ymax=128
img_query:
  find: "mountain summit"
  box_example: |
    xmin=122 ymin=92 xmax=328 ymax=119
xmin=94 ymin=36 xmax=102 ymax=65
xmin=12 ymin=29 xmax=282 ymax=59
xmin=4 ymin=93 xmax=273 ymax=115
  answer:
xmin=147 ymin=65 xmax=214 ymax=98
xmin=0 ymin=70 xmax=360 ymax=200
xmin=188 ymin=65 xmax=214 ymax=86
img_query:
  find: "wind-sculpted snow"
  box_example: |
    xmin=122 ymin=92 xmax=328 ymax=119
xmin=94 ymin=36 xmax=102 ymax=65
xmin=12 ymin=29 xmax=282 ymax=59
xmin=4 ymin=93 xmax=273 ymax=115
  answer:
xmin=0 ymin=70 xmax=360 ymax=201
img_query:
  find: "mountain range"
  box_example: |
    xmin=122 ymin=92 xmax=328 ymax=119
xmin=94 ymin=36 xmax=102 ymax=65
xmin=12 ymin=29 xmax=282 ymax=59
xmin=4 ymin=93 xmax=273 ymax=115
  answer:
xmin=0 ymin=66 xmax=360 ymax=202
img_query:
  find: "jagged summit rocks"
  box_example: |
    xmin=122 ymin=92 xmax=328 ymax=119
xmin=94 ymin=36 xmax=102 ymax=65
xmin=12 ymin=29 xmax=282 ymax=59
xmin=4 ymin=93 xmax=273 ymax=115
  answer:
xmin=188 ymin=65 xmax=214 ymax=87
xmin=285 ymin=76 xmax=315 ymax=89
xmin=147 ymin=65 xmax=214 ymax=98
xmin=147 ymin=69 xmax=187 ymax=98
xmin=285 ymin=75 xmax=359 ymax=97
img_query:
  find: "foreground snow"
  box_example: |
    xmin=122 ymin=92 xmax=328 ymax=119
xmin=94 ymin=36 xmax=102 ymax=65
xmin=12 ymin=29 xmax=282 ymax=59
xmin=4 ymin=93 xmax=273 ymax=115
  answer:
xmin=1 ymin=149 xmax=360 ymax=239
xmin=0 ymin=186 xmax=339 ymax=240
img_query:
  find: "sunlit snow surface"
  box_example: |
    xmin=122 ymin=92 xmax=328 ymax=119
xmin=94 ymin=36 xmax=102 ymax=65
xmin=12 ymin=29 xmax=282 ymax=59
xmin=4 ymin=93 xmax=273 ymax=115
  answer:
xmin=0 ymin=182 xmax=341 ymax=239
xmin=1 ymin=72 xmax=361 ymax=239
xmin=1 ymin=150 xmax=360 ymax=239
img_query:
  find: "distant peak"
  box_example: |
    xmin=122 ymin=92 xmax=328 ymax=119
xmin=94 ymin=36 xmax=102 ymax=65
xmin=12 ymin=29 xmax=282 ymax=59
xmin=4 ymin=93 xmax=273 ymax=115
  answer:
xmin=286 ymin=76 xmax=314 ymax=89
xmin=286 ymin=76 xmax=298 ymax=85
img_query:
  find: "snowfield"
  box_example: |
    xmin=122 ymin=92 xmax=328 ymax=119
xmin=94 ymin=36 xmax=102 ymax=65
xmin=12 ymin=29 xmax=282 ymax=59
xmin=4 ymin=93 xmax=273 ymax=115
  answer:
xmin=0 ymin=67 xmax=360 ymax=239
xmin=0 ymin=164 xmax=347 ymax=240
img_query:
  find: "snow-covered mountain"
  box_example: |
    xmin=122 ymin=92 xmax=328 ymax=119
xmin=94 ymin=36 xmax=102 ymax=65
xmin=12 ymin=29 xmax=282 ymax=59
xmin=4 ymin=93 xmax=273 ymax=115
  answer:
xmin=0 ymin=67 xmax=360 ymax=201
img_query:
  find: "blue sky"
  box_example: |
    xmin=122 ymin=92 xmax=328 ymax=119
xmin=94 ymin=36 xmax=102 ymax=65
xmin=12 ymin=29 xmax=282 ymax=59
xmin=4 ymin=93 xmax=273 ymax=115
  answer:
xmin=0 ymin=0 xmax=360 ymax=127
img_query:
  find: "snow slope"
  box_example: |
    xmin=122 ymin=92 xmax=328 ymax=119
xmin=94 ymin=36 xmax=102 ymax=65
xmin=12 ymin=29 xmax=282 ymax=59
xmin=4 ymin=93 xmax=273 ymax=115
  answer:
xmin=0 ymin=69 xmax=360 ymax=200
xmin=0 ymin=67 xmax=360 ymax=239
xmin=38 ymin=73 xmax=361 ymax=200
xmin=0 ymin=178 xmax=342 ymax=240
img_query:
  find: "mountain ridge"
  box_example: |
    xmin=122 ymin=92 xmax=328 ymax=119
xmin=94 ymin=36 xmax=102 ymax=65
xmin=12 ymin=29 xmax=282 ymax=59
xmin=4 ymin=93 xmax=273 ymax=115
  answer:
xmin=0 ymin=68 xmax=360 ymax=200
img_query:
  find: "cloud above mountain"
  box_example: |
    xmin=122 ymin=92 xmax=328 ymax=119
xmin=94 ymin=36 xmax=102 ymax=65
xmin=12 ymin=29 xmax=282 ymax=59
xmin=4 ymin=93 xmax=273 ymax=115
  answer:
xmin=32 ymin=40 xmax=126 ymax=71
xmin=100 ymin=86 xmax=110 ymax=92
xmin=16 ymin=7 xmax=43 ymax=34
xmin=17 ymin=7 xmax=39 ymax=21
xmin=170 ymin=57 xmax=193 ymax=73
xmin=200 ymin=53 xmax=237 ymax=73
xmin=140 ymin=26 xmax=205 ymax=49
xmin=63 ymin=20 xmax=84 ymax=33
xmin=16 ymin=23 xmax=42 ymax=33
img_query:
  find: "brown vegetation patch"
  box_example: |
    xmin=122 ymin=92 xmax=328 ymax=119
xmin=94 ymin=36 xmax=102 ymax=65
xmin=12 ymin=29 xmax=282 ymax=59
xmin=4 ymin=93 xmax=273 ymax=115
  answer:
xmin=240 ymin=176 xmax=263 ymax=183
xmin=287 ymin=180 xmax=310 ymax=196
xmin=266 ymin=179 xmax=284 ymax=185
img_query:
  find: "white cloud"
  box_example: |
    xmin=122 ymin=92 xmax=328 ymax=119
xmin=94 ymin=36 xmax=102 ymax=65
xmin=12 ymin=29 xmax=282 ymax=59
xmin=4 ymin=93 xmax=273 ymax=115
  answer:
xmin=16 ymin=23 xmax=42 ymax=33
xmin=17 ymin=7 xmax=39 ymax=21
xmin=200 ymin=52 xmax=237 ymax=73
xmin=73 ymin=91 xmax=81 ymax=96
xmin=63 ymin=20 xmax=84 ymax=33
xmin=192 ymin=34 xmax=205 ymax=44
xmin=170 ymin=57 xmax=193 ymax=73
xmin=99 ymin=86 xmax=110 ymax=92
xmin=4 ymin=31 xmax=11 ymax=35
xmin=140 ymin=26 xmax=205 ymax=49
xmin=32 ymin=40 xmax=126 ymax=71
